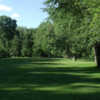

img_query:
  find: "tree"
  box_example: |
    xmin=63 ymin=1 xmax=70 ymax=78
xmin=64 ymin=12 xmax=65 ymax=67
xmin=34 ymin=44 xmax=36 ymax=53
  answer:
xmin=9 ymin=35 xmax=21 ymax=57
xmin=44 ymin=0 xmax=90 ymax=58
xmin=0 ymin=16 xmax=17 ymax=40
xmin=44 ymin=0 xmax=100 ymax=62
xmin=0 ymin=16 xmax=17 ymax=57
xmin=17 ymin=27 xmax=34 ymax=57
xmin=33 ymin=21 xmax=58 ymax=57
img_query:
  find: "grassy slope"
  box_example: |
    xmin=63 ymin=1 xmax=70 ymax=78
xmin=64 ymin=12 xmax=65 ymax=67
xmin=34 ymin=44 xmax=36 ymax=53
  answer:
xmin=0 ymin=58 xmax=100 ymax=100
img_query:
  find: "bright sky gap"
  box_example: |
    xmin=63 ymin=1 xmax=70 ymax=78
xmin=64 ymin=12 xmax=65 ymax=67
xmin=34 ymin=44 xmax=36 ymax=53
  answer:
xmin=0 ymin=0 xmax=48 ymax=28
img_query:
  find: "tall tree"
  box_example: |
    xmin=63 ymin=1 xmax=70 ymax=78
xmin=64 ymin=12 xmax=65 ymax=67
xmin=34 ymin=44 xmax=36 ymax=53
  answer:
xmin=0 ymin=16 xmax=17 ymax=57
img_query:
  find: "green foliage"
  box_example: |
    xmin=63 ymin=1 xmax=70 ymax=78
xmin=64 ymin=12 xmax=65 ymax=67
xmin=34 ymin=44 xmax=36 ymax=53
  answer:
xmin=0 ymin=16 xmax=17 ymax=40
xmin=0 ymin=16 xmax=17 ymax=57
xmin=9 ymin=35 xmax=21 ymax=57
xmin=0 ymin=39 xmax=8 ymax=58
xmin=33 ymin=22 xmax=57 ymax=57
xmin=17 ymin=27 xmax=35 ymax=57
xmin=0 ymin=0 xmax=100 ymax=60
xmin=43 ymin=0 xmax=100 ymax=59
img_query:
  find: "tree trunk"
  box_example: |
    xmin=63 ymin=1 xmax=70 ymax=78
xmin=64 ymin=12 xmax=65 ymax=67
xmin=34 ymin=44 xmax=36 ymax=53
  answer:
xmin=94 ymin=46 xmax=100 ymax=68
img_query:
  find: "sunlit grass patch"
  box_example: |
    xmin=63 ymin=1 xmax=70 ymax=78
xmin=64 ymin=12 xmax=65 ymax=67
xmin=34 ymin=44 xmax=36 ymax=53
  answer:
xmin=0 ymin=57 xmax=99 ymax=100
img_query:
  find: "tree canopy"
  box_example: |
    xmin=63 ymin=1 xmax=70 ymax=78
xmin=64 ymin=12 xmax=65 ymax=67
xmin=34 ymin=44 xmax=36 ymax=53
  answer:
xmin=0 ymin=0 xmax=100 ymax=59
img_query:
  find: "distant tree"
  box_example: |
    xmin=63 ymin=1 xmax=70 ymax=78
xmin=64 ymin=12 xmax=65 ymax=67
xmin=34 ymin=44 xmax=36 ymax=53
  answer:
xmin=0 ymin=16 xmax=17 ymax=40
xmin=9 ymin=35 xmax=21 ymax=57
xmin=33 ymin=21 xmax=57 ymax=57
xmin=17 ymin=27 xmax=35 ymax=57
xmin=0 ymin=16 xmax=17 ymax=57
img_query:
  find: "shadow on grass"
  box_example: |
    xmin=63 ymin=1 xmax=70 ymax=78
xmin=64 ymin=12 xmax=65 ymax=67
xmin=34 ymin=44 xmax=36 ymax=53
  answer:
xmin=0 ymin=58 xmax=100 ymax=100
xmin=0 ymin=57 xmax=64 ymax=64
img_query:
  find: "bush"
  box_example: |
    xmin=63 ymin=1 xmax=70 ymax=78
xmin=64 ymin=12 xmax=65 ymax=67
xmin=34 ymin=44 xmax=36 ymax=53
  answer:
xmin=0 ymin=48 xmax=8 ymax=58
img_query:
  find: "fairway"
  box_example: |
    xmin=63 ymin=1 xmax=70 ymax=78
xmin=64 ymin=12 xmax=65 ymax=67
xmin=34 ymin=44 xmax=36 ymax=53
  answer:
xmin=0 ymin=58 xmax=100 ymax=100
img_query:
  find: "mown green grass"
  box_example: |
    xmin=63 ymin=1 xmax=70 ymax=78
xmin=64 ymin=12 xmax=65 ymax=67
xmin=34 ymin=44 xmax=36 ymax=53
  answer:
xmin=0 ymin=57 xmax=100 ymax=100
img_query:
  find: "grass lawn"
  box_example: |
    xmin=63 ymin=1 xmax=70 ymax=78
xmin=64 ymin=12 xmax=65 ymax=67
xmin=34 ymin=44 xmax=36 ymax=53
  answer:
xmin=0 ymin=57 xmax=100 ymax=100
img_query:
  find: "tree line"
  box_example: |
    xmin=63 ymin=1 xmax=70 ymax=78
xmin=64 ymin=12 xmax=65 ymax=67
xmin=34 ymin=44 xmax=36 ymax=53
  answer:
xmin=0 ymin=0 xmax=100 ymax=59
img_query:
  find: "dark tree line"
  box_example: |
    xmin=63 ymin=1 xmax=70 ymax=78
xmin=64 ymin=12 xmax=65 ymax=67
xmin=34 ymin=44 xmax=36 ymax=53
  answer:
xmin=0 ymin=0 xmax=100 ymax=60
xmin=0 ymin=16 xmax=36 ymax=57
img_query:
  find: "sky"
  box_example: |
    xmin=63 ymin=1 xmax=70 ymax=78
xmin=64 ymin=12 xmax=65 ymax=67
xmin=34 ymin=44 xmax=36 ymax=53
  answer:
xmin=0 ymin=0 xmax=48 ymax=28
